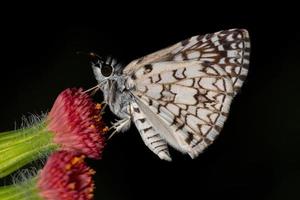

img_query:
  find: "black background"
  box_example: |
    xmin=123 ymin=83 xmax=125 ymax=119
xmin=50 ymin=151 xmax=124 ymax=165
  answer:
xmin=0 ymin=7 xmax=299 ymax=200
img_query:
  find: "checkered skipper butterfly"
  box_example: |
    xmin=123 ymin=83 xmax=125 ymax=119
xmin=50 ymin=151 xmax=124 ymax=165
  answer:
xmin=92 ymin=29 xmax=250 ymax=161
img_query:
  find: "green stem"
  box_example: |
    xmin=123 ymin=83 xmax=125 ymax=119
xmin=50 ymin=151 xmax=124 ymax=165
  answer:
xmin=0 ymin=177 xmax=42 ymax=200
xmin=0 ymin=122 xmax=59 ymax=178
xmin=0 ymin=123 xmax=47 ymax=148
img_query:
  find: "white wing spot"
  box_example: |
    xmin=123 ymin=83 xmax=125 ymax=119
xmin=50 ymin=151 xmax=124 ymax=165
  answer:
xmin=226 ymin=34 xmax=234 ymax=41
xmin=230 ymin=43 xmax=237 ymax=49
xmin=245 ymin=42 xmax=250 ymax=48
xmin=218 ymin=45 xmax=225 ymax=51
xmin=244 ymin=59 xmax=250 ymax=64
xmin=145 ymin=84 xmax=163 ymax=99
xmin=166 ymin=103 xmax=180 ymax=116
xmin=187 ymin=106 xmax=197 ymax=115
xmin=238 ymin=42 xmax=244 ymax=48
xmin=215 ymin=79 xmax=225 ymax=90
xmin=177 ymin=79 xmax=194 ymax=87
xmin=200 ymin=125 xmax=211 ymax=135
xmin=209 ymin=113 xmax=219 ymax=122
xmin=187 ymin=51 xmax=201 ymax=59
xmin=170 ymin=85 xmax=198 ymax=105
xmin=219 ymin=57 xmax=226 ymax=64
xmin=225 ymin=66 xmax=232 ymax=74
xmin=205 ymin=67 xmax=218 ymax=75
xmin=211 ymin=35 xmax=219 ymax=42
xmin=174 ymin=54 xmax=184 ymax=61
xmin=203 ymin=48 xmax=215 ymax=52
xmin=202 ymin=53 xmax=218 ymax=58
xmin=200 ymin=58 xmax=215 ymax=62
xmin=227 ymin=50 xmax=238 ymax=57
xmin=158 ymin=71 xmax=178 ymax=84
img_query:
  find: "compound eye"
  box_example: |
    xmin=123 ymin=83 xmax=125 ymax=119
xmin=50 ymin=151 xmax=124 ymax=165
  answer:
xmin=101 ymin=64 xmax=113 ymax=77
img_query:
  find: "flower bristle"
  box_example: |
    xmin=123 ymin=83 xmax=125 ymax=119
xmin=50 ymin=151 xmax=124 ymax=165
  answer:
xmin=47 ymin=88 xmax=107 ymax=159
xmin=37 ymin=151 xmax=95 ymax=200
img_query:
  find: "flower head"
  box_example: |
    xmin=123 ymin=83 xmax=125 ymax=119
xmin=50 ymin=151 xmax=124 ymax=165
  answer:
xmin=38 ymin=151 xmax=95 ymax=200
xmin=47 ymin=88 xmax=107 ymax=159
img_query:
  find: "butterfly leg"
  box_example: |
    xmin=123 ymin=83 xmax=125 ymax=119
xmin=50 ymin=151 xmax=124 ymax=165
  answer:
xmin=111 ymin=117 xmax=131 ymax=132
xmin=108 ymin=117 xmax=131 ymax=139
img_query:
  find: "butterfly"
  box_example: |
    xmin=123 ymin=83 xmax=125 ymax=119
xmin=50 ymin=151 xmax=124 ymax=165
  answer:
xmin=92 ymin=29 xmax=250 ymax=161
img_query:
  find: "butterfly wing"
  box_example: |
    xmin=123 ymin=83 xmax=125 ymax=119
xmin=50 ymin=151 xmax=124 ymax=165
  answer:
xmin=130 ymin=61 xmax=234 ymax=158
xmin=124 ymin=28 xmax=250 ymax=95
xmin=124 ymin=29 xmax=250 ymax=159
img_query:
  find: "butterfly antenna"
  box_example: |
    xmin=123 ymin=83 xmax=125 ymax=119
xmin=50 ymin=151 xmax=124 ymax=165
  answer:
xmin=108 ymin=56 xmax=113 ymax=65
xmin=89 ymin=52 xmax=102 ymax=60
xmin=76 ymin=51 xmax=104 ymax=63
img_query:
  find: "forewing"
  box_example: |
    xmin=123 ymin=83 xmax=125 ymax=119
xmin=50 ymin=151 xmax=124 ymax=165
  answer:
xmin=131 ymin=61 xmax=234 ymax=158
xmin=124 ymin=29 xmax=250 ymax=95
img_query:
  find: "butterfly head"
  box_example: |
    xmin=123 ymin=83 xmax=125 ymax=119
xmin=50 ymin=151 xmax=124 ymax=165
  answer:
xmin=89 ymin=53 xmax=122 ymax=87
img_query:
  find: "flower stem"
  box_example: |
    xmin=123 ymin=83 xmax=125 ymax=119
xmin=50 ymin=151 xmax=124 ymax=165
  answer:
xmin=0 ymin=122 xmax=59 ymax=178
xmin=0 ymin=177 xmax=42 ymax=200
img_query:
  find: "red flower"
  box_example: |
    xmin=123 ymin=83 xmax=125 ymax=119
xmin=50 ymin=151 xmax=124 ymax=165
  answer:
xmin=47 ymin=88 xmax=107 ymax=159
xmin=38 ymin=151 xmax=95 ymax=200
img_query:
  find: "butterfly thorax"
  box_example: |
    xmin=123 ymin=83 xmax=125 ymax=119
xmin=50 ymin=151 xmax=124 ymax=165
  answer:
xmin=100 ymin=75 xmax=135 ymax=119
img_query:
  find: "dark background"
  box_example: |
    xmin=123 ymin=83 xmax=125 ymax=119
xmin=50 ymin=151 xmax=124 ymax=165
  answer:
xmin=0 ymin=8 xmax=299 ymax=200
